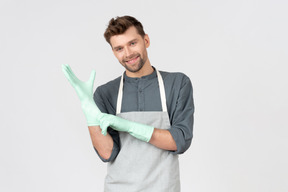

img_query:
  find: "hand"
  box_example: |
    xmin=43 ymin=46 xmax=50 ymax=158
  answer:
xmin=62 ymin=64 xmax=154 ymax=141
xmin=98 ymin=113 xmax=154 ymax=142
xmin=62 ymin=64 xmax=101 ymax=126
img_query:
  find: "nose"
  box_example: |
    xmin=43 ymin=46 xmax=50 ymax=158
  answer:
xmin=124 ymin=47 xmax=132 ymax=58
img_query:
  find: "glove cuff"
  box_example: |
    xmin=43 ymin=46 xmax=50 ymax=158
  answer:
xmin=129 ymin=124 xmax=154 ymax=142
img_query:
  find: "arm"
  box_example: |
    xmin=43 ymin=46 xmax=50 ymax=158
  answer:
xmin=62 ymin=64 xmax=119 ymax=161
xmin=88 ymin=125 xmax=113 ymax=160
xmin=139 ymin=73 xmax=194 ymax=153
xmin=92 ymin=87 xmax=120 ymax=162
xmin=149 ymin=128 xmax=177 ymax=151
xmin=98 ymin=114 xmax=178 ymax=151
xmin=168 ymin=75 xmax=194 ymax=154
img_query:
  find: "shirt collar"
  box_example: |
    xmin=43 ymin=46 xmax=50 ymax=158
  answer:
xmin=123 ymin=66 xmax=157 ymax=83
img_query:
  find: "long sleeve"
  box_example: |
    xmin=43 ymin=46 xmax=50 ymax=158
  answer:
xmin=167 ymin=75 xmax=194 ymax=154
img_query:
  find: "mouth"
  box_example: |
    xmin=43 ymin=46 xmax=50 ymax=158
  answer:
xmin=125 ymin=55 xmax=140 ymax=65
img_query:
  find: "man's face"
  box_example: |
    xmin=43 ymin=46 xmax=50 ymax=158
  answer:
xmin=110 ymin=26 xmax=150 ymax=73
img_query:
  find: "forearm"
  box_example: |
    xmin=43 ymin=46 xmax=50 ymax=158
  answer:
xmin=149 ymin=128 xmax=177 ymax=151
xmin=88 ymin=125 xmax=114 ymax=160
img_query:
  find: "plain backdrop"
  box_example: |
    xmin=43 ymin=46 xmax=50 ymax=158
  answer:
xmin=0 ymin=0 xmax=287 ymax=191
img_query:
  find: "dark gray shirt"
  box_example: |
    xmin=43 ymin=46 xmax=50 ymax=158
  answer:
xmin=93 ymin=68 xmax=194 ymax=162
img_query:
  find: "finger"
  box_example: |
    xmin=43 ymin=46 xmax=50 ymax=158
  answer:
xmin=62 ymin=64 xmax=75 ymax=85
xmin=62 ymin=64 xmax=69 ymax=74
xmin=89 ymin=70 xmax=96 ymax=84
xmin=65 ymin=65 xmax=82 ymax=83
xmin=100 ymin=121 xmax=110 ymax=136
xmin=101 ymin=126 xmax=108 ymax=136
xmin=62 ymin=64 xmax=74 ymax=82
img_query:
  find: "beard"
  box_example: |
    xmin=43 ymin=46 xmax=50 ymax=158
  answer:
xmin=121 ymin=53 xmax=146 ymax=73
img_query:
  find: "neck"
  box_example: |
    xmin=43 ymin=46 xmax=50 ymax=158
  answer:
xmin=125 ymin=59 xmax=154 ymax=78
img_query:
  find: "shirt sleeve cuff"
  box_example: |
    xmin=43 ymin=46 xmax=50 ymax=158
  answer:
xmin=168 ymin=128 xmax=186 ymax=155
xmin=93 ymin=141 xmax=120 ymax=162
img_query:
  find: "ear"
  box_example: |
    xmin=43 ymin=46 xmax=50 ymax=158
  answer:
xmin=144 ymin=34 xmax=150 ymax=48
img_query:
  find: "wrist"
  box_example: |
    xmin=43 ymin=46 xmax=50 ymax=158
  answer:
xmin=129 ymin=124 xmax=154 ymax=142
xmin=81 ymin=101 xmax=101 ymax=126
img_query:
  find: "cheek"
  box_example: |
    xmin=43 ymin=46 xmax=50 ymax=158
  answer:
xmin=139 ymin=47 xmax=147 ymax=57
xmin=114 ymin=52 xmax=123 ymax=61
xmin=135 ymin=47 xmax=144 ymax=55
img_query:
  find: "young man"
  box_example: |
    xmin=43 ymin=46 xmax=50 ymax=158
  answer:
xmin=62 ymin=15 xmax=194 ymax=192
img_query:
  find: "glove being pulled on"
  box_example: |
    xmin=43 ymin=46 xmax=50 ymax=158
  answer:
xmin=62 ymin=64 xmax=101 ymax=126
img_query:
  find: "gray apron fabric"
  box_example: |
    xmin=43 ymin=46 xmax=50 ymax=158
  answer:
xmin=104 ymin=70 xmax=180 ymax=192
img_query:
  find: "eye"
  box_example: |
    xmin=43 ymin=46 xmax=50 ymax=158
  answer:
xmin=130 ymin=41 xmax=137 ymax=46
xmin=115 ymin=47 xmax=123 ymax=52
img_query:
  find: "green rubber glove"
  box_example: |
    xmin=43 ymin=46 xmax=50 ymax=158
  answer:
xmin=98 ymin=113 xmax=154 ymax=142
xmin=62 ymin=64 xmax=154 ymax=141
xmin=62 ymin=64 xmax=101 ymax=126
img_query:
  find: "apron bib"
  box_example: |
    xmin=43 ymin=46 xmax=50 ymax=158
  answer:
xmin=104 ymin=70 xmax=180 ymax=192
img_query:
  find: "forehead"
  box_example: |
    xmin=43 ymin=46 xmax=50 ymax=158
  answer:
xmin=110 ymin=26 xmax=142 ymax=47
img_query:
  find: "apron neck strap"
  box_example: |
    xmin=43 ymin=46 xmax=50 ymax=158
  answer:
xmin=116 ymin=69 xmax=167 ymax=114
xmin=156 ymin=69 xmax=168 ymax=113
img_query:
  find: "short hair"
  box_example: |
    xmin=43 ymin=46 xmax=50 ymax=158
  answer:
xmin=104 ymin=15 xmax=146 ymax=44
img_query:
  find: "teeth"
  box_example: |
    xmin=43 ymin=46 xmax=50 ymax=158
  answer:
xmin=126 ymin=56 xmax=138 ymax=64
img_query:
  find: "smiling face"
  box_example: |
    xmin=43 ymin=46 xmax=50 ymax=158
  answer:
xmin=110 ymin=26 xmax=151 ymax=77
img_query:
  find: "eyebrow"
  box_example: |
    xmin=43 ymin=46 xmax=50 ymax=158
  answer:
xmin=112 ymin=38 xmax=138 ymax=50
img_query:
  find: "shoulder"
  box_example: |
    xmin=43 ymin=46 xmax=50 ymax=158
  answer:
xmin=159 ymin=70 xmax=192 ymax=86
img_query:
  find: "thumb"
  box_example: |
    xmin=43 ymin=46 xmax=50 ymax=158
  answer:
xmin=100 ymin=120 xmax=110 ymax=136
xmin=89 ymin=70 xmax=96 ymax=85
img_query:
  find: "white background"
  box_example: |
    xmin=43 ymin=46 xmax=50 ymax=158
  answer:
xmin=0 ymin=0 xmax=287 ymax=191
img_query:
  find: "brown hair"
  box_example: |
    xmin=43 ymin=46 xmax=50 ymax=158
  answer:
xmin=104 ymin=15 xmax=146 ymax=44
